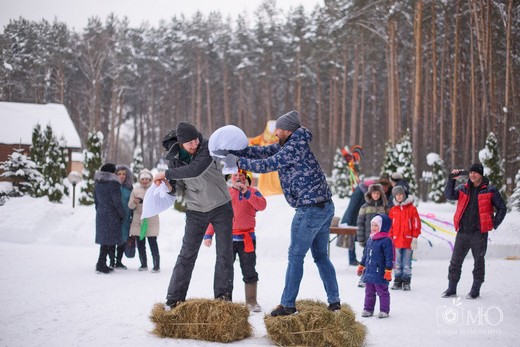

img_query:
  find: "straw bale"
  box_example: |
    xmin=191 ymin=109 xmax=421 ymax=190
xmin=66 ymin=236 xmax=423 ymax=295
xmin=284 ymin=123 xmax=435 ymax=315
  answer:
xmin=264 ymin=300 xmax=366 ymax=347
xmin=150 ymin=298 xmax=252 ymax=343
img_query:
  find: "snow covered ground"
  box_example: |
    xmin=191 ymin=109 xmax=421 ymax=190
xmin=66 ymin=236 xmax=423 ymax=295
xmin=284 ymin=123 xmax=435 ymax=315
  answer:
xmin=1 ymin=193 xmax=519 ymax=346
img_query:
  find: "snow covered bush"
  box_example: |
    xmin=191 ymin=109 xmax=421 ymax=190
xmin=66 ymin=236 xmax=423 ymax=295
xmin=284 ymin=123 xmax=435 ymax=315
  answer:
xmin=426 ymin=153 xmax=446 ymax=203
xmin=510 ymin=169 xmax=520 ymax=212
xmin=0 ymin=148 xmax=43 ymax=198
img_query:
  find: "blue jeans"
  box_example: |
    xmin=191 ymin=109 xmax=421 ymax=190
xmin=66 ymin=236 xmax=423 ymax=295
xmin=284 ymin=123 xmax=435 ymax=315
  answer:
xmin=394 ymin=248 xmax=412 ymax=280
xmin=280 ymin=201 xmax=340 ymax=307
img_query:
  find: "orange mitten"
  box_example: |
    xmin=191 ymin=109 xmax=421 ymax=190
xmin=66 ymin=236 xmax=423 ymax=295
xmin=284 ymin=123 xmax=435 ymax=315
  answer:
xmin=384 ymin=269 xmax=392 ymax=281
xmin=357 ymin=265 xmax=365 ymax=277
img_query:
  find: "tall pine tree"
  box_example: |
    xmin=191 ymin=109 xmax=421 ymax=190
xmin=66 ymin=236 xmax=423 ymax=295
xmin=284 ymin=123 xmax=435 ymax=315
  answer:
xmin=79 ymin=131 xmax=103 ymax=205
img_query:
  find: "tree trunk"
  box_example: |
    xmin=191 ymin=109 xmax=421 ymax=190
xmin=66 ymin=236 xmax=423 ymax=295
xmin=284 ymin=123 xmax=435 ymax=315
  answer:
xmin=412 ymin=0 xmax=423 ymax=178
xmin=450 ymin=0 xmax=460 ymax=168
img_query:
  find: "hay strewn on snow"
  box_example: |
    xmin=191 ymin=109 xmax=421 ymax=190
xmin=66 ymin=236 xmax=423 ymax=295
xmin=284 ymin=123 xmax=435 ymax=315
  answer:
xmin=150 ymin=299 xmax=252 ymax=343
xmin=264 ymin=300 xmax=366 ymax=347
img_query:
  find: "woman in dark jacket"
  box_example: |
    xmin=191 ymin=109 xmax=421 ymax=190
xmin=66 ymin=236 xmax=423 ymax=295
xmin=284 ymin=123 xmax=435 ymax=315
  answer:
xmin=94 ymin=163 xmax=125 ymax=274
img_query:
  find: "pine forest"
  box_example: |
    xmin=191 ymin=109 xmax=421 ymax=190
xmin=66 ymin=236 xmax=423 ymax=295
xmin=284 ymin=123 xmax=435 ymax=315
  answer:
xmin=1 ymin=0 xmax=519 ymax=183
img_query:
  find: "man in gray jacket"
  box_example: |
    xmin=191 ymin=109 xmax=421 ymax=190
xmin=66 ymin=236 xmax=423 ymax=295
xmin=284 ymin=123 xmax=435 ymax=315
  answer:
xmin=154 ymin=121 xmax=234 ymax=308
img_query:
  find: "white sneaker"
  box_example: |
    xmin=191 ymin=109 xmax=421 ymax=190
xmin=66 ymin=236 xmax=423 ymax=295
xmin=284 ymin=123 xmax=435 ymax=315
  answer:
xmin=247 ymin=303 xmax=262 ymax=312
xmin=361 ymin=310 xmax=373 ymax=317
xmin=378 ymin=312 xmax=389 ymax=319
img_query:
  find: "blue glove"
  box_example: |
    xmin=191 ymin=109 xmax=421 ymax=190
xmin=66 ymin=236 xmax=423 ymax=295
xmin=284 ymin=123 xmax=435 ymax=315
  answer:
xmin=221 ymin=154 xmax=238 ymax=174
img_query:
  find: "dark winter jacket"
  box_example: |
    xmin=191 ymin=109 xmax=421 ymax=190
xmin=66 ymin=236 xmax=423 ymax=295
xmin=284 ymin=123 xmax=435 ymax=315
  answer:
xmin=116 ymin=165 xmax=133 ymax=242
xmin=360 ymin=232 xmax=394 ymax=285
xmin=341 ymin=181 xmax=371 ymax=226
xmin=164 ymin=133 xmax=231 ymax=213
xmin=388 ymin=195 xmax=421 ymax=248
xmin=94 ymin=171 xmax=125 ymax=246
xmin=357 ymin=186 xmax=388 ymax=245
xmin=445 ymin=176 xmax=506 ymax=233
xmin=234 ymin=127 xmax=331 ymax=208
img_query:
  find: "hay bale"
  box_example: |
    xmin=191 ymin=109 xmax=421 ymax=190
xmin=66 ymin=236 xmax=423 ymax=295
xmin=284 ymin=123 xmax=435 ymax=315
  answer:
xmin=150 ymin=298 xmax=253 ymax=343
xmin=264 ymin=300 xmax=366 ymax=347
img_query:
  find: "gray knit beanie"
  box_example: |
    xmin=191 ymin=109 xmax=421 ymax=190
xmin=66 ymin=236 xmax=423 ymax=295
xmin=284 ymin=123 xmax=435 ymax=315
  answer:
xmin=275 ymin=110 xmax=301 ymax=132
xmin=176 ymin=122 xmax=199 ymax=144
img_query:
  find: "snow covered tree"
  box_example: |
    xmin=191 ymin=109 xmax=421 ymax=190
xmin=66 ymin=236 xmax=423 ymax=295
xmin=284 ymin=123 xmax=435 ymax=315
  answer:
xmin=510 ymin=169 xmax=520 ymax=211
xmin=79 ymin=131 xmax=103 ymax=205
xmin=479 ymin=132 xmax=506 ymax=202
xmin=0 ymin=148 xmax=43 ymax=197
xmin=35 ymin=125 xmax=69 ymax=202
xmin=393 ymin=130 xmax=418 ymax=197
xmin=381 ymin=141 xmax=398 ymax=178
xmin=131 ymin=147 xmax=144 ymax=182
xmin=426 ymin=153 xmax=446 ymax=203
xmin=331 ymin=148 xmax=352 ymax=198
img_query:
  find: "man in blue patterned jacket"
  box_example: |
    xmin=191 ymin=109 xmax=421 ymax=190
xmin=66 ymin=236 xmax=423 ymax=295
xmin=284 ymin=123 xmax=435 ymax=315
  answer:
xmin=227 ymin=110 xmax=341 ymax=316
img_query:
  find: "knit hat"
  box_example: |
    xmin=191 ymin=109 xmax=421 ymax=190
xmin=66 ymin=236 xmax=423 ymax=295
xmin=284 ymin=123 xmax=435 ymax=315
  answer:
xmin=390 ymin=172 xmax=403 ymax=181
xmin=275 ymin=110 xmax=301 ymax=132
xmin=176 ymin=122 xmax=199 ymax=144
xmin=100 ymin=163 xmax=116 ymax=173
xmin=392 ymin=185 xmax=406 ymax=197
xmin=469 ymin=163 xmax=484 ymax=176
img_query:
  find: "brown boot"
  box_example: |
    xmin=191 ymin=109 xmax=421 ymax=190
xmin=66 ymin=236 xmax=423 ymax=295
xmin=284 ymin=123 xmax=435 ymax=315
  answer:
xmin=245 ymin=282 xmax=262 ymax=312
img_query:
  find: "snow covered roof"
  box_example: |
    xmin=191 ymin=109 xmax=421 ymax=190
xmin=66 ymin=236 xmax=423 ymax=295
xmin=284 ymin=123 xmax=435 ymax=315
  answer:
xmin=0 ymin=102 xmax=82 ymax=149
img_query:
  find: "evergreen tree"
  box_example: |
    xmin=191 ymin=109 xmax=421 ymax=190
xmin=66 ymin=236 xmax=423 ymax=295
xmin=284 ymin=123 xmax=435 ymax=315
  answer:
xmin=30 ymin=123 xmax=46 ymax=197
xmin=381 ymin=141 xmax=398 ymax=178
xmin=79 ymin=131 xmax=103 ymax=205
xmin=131 ymin=147 xmax=144 ymax=182
xmin=331 ymin=148 xmax=351 ymax=198
xmin=426 ymin=153 xmax=446 ymax=203
xmin=479 ymin=132 xmax=506 ymax=202
xmin=510 ymin=169 xmax=520 ymax=212
xmin=394 ymin=130 xmax=418 ymax=197
xmin=37 ymin=125 xmax=69 ymax=202
xmin=0 ymin=148 xmax=43 ymax=197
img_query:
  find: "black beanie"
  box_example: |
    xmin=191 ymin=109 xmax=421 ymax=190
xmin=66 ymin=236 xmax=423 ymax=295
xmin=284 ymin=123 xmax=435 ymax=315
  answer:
xmin=469 ymin=163 xmax=484 ymax=176
xmin=100 ymin=163 xmax=116 ymax=173
xmin=176 ymin=122 xmax=199 ymax=144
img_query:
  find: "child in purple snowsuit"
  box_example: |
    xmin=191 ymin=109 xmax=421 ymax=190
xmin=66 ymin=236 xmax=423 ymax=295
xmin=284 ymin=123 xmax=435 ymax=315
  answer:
xmin=357 ymin=214 xmax=394 ymax=318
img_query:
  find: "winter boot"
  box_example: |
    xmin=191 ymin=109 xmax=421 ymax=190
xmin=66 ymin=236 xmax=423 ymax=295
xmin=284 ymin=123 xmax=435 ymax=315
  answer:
xmin=245 ymin=282 xmax=261 ymax=312
xmin=108 ymin=246 xmax=116 ymax=268
xmin=96 ymin=246 xmax=112 ymax=274
xmin=466 ymin=280 xmax=483 ymax=299
xmin=402 ymin=278 xmax=411 ymax=291
xmin=151 ymin=255 xmax=160 ymax=273
xmin=115 ymin=244 xmax=127 ymax=269
xmin=391 ymin=278 xmax=402 ymax=290
xmin=441 ymin=281 xmax=458 ymax=298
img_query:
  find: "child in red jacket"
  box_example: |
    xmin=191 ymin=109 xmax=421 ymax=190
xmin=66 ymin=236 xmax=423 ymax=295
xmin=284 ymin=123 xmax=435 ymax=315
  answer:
xmin=388 ymin=186 xmax=421 ymax=291
xmin=204 ymin=169 xmax=266 ymax=311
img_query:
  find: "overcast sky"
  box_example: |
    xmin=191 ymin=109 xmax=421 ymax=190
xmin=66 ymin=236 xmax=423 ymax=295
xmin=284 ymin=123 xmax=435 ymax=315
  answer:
xmin=0 ymin=0 xmax=323 ymax=32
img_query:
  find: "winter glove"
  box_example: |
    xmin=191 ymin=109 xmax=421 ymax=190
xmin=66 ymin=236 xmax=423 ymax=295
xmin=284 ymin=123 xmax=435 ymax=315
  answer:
xmin=357 ymin=265 xmax=365 ymax=277
xmin=384 ymin=269 xmax=392 ymax=281
xmin=411 ymin=237 xmax=418 ymax=250
xmin=221 ymin=154 xmax=238 ymax=174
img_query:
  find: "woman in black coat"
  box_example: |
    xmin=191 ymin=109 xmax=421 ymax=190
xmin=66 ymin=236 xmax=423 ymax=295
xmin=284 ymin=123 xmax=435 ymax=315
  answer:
xmin=94 ymin=163 xmax=125 ymax=274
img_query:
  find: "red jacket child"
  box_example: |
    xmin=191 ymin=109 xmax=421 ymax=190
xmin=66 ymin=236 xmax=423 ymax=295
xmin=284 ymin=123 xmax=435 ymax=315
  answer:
xmin=388 ymin=187 xmax=421 ymax=249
